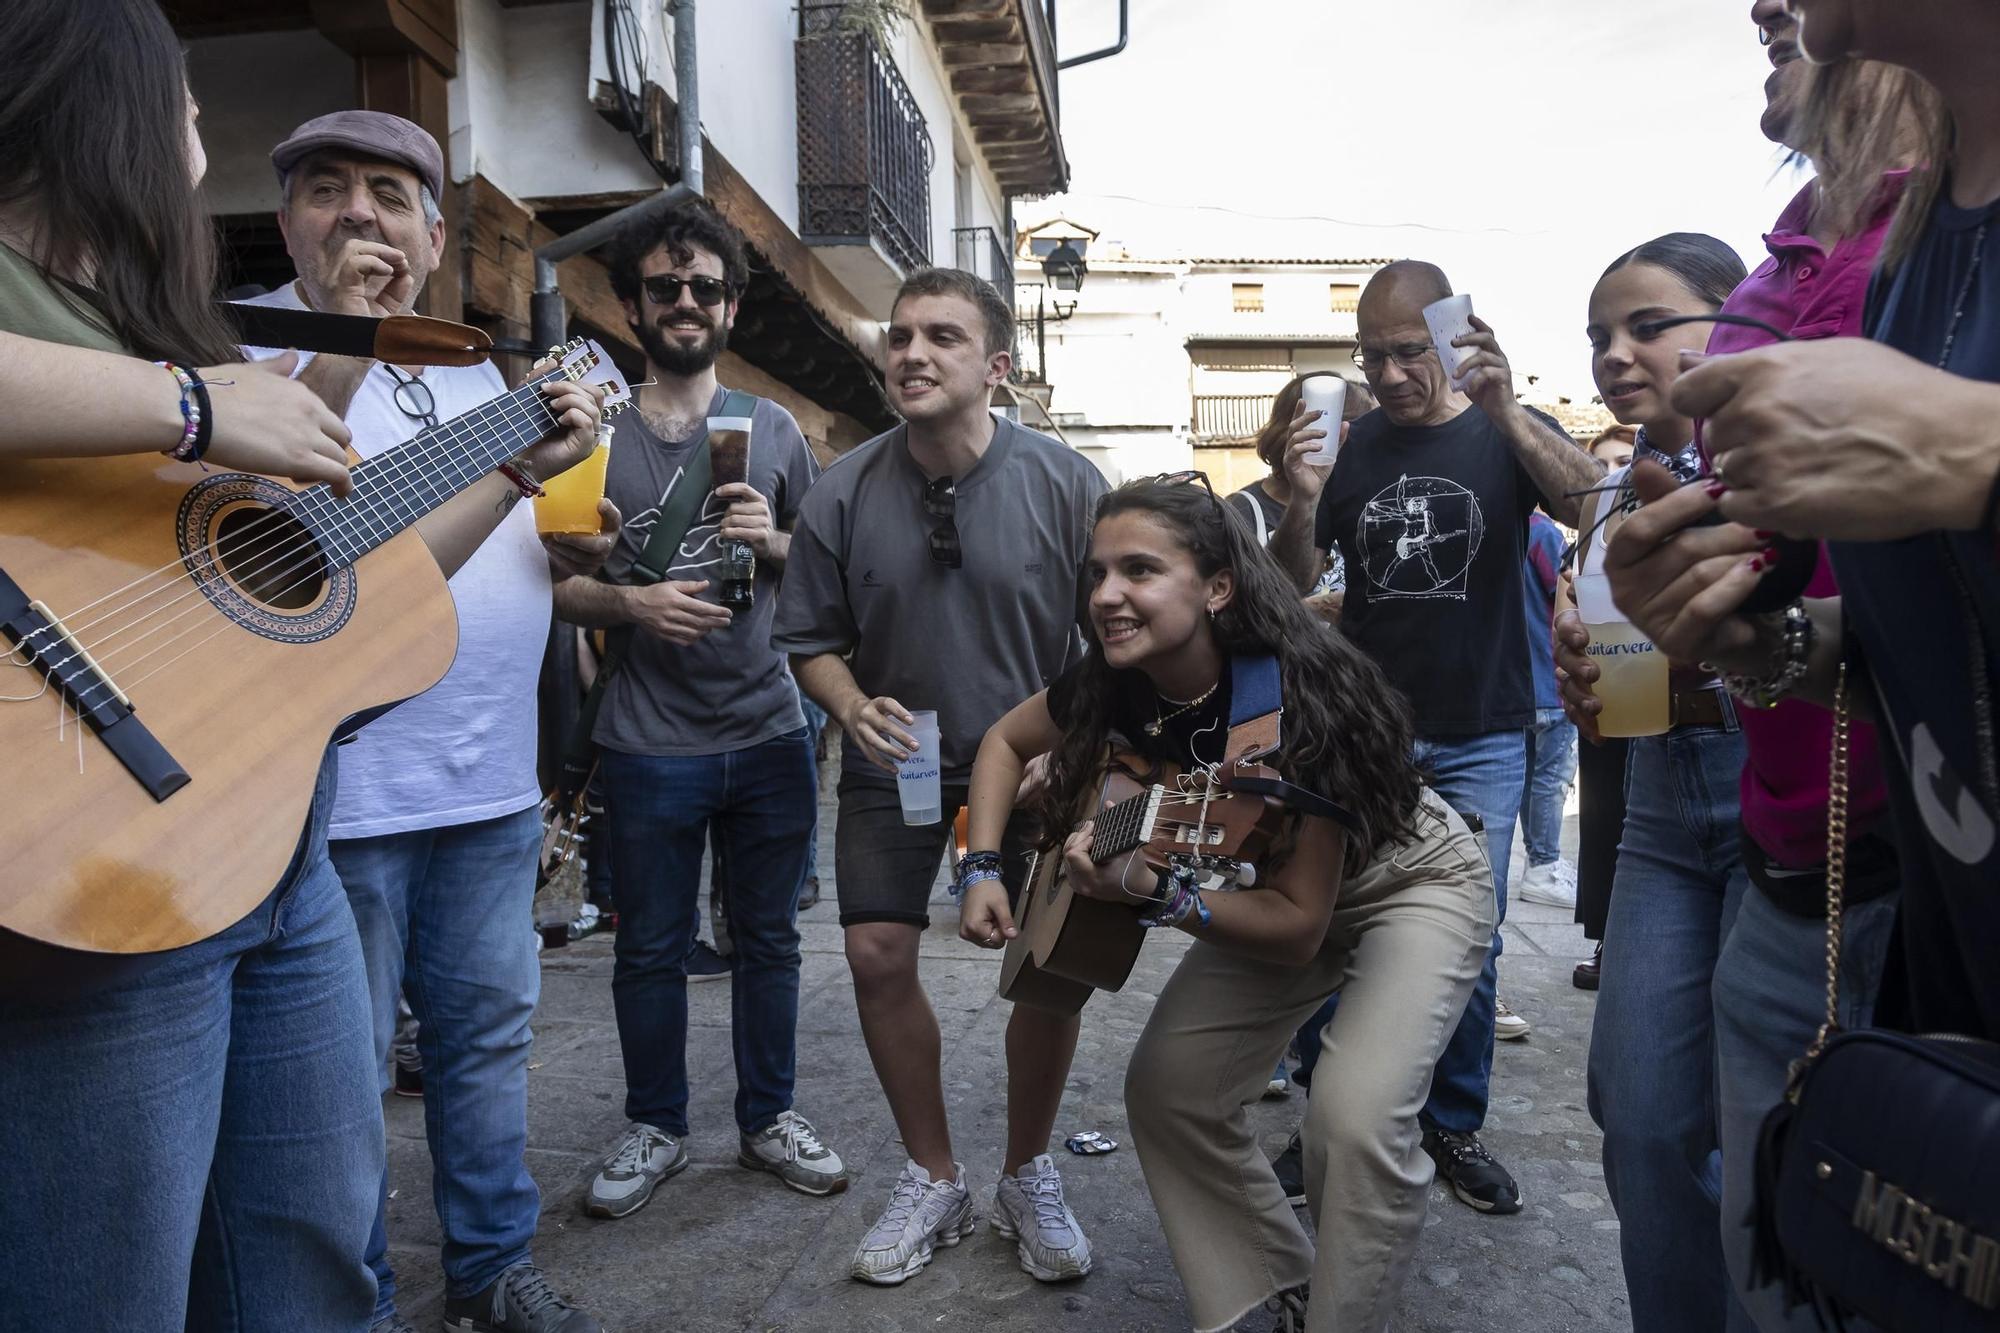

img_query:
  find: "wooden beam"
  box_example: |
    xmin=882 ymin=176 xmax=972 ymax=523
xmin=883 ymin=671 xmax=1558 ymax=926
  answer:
xmin=921 ymin=0 xmax=1014 ymax=19
xmin=951 ymin=68 xmax=1032 ymax=96
xmin=938 ymin=42 xmax=1028 ymax=68
xmin=310 ymin=0 xmax=457 ymax=77
xmin=959 ymin=92 xmax=1042 ymax=116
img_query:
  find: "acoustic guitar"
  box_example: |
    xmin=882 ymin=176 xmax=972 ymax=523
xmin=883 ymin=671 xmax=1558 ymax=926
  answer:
xmin=0 ymin=339 xmax=629 ymax=954
xmin=999 ymin=745 xmax=1292 ymax=1016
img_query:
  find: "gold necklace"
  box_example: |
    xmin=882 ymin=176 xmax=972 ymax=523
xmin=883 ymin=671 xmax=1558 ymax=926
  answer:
xmin=1146 ymin=680 xmax=1219 ymax=736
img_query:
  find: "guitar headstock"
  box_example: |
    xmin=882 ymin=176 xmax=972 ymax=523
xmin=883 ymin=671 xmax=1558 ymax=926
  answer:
xmin=546 ymin=338 xmax=634 ymax=418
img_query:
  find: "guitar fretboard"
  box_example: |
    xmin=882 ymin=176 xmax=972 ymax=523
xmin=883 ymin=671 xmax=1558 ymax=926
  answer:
xmin=282 ymin=370 xmax=567 ymax=568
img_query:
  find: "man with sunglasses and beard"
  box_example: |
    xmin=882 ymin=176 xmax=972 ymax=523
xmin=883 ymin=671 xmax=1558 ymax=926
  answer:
xmin=774 ymin=268 xmax=1107 ymax=1287
xmin=239 ymin=112 xmax=612 ymax=1333
xmin=553 ymin=200 xmax=845 ymax=1222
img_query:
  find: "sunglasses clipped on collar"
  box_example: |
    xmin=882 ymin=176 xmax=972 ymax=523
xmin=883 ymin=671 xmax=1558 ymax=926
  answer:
xmin=640 ymin=274 xmax=732 ymax=308
xmin=923 ymin=474 xmax=961 ymax=568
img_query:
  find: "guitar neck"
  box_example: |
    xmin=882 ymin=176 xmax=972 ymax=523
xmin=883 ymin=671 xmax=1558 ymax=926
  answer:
xmin=1089 ymin=785 xmax=1161 ymax=863
xmin=283 ymin=371 xmax=566 ymax=567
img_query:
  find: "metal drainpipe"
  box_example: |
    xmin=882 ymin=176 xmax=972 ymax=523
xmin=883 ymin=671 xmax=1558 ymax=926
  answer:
xmin=531 ymin=0 xmax=704 ymax=351
xmin=1056 ymin=0 xmax=1127 ymax=70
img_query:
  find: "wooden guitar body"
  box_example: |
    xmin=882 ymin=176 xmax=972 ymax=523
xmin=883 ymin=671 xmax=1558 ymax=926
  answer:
xmin=1000 ymin=749 xmax=1287 ymax=1016
xmin=0 ymin=451 xmax=457 ymax=953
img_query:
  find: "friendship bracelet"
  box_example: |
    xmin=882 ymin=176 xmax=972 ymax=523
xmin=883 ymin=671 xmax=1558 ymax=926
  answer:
xmin=1140 ymin=864 xmax=1210 ymax=930
xmin=951 ymin=850 xmax=1005 ymax=900
xmin=154 ymin=360 xmax=204 ymax=461
xmin=497 ymin=460 xmax=545 ymax=498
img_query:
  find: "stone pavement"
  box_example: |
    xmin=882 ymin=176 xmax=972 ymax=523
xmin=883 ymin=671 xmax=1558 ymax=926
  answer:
xmin=382 ymin=785 xmax=1628 ymax=1332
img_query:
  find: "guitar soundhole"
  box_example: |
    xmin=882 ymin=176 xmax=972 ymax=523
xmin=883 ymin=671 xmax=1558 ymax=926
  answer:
xmin=214 ymin=506 xmax=325 ymax=610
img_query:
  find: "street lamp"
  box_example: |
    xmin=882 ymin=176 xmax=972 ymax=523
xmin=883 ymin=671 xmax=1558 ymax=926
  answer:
xmin=1042 ymin=238 xmax=1087 ymax=293
xmin=1019 ymin=240 xmax=1086 ymax=384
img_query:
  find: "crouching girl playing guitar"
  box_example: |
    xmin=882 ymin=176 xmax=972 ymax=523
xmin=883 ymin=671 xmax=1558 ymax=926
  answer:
xmin=957 ymin=475 xmax=1494 ymax=1333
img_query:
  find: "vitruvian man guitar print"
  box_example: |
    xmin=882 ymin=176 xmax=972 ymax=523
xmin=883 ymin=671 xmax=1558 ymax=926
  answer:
xmin=0 ymin=340 xmax=629 ymax=954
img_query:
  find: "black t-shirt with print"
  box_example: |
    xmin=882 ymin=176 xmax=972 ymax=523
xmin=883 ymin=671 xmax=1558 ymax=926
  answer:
xmin=1313 ymin=404 xmax=1548 ymax=737
xmin=1831 ymin=186 xmax=2000 ymax=1038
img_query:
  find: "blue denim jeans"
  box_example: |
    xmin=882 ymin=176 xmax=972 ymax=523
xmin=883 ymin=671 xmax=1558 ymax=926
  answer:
xmin=1523 ymin=706 xmax=1577 ymax=867
xmin=0 ymin=758 xmax=381 ymax=1331
xmin=601 ymin=728 xmax=816 ymax=1136
xmin=1586 ymin=723 xmax=1752 ymax=1333
xmin=330 ymin=805 xmax=543 ymax=1316
xmin=1714 ymin=883 xmax=1898 ymax=1333
xmin=1297 ymin=729 xmax=1527 ymax=1130
xmin=801 ymin=694 xmax=828 ymax=884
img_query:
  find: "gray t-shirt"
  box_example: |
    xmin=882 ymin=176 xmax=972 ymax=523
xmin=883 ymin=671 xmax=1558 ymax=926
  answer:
xmin=594 ymin=389 xmax=820 ymax=756
xmin=772 ymin=417 xmax=1107 ymax=784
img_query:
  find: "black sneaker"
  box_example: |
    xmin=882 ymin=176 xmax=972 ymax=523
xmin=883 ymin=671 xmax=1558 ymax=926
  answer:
xmin=392 ymin=1063 xmax=423 ymax=1098
xmin=798 ymin=876 xmax=821 ymax=910
xmin=1574 ymin=942 xmax=1602 ymax=991
xmin=1423 ymin=1128 xmax=1522 ymax=1214
xmin=442 ymin=1263 xmax=600 ymax=1333
xmin=1265 ymin=1283 xmax=1309 ymax=1332
xmin=686 ymin=939 xmax=733 ymax=982
xmin=1271 ymin=1131 xmax=1306 ymax=1205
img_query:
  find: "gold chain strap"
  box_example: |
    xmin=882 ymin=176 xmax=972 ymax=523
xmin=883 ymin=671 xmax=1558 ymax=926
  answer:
xmin=1790 ymin=663 xmax=1850 ymax=1098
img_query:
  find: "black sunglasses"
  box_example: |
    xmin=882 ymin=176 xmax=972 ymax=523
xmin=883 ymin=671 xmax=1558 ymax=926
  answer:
xmin=923 ymin=474 xmax=961 ymax=568
xmin=1149 ymin=469 xmax=1231 ymax=527
xmin=640 ymin=274 xmax=732 ymax=308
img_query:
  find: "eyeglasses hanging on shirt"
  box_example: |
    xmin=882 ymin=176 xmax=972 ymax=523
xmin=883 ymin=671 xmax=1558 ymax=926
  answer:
xmin=381 ymin=363 xmax=440 ymax=431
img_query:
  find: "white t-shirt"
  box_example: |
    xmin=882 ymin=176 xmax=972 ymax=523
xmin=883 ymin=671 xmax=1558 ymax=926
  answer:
xmin=238 ymin=284 xmax=551 ymax=838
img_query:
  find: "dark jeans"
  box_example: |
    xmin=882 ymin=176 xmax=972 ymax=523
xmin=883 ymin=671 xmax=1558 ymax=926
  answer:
xmin=601 ymin=729 xmax=816 ymax=1136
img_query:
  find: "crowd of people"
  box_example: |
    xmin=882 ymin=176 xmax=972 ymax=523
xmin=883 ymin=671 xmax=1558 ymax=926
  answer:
xmin=2 ymin=1 xmax=1998 ymax=1332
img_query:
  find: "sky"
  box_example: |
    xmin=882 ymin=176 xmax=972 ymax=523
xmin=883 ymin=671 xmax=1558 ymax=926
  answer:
xmin=1023 ymin=0 xmax=1812 ymax=401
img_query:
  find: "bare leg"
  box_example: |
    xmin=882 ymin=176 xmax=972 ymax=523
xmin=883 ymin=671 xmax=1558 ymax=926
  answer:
xmin=845 ymin=922 xmax=955 ymax=1179
xmin=1002 ymin=1003 xmax=1081 ymax=1176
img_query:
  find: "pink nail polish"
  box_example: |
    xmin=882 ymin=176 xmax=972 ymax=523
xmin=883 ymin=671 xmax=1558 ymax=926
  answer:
xmin=1747 ymin=555 xmax=1768 ymax=574
xmin=1706 ymin=481 xmax=1728 ymax=499
xmin=1760 ymin=544 xmax=1779 ymax=564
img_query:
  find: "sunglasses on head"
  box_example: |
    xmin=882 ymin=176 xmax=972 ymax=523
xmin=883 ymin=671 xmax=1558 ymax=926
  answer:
xmin=923 ymin=474 xmax=961 ymax=569
xmin=1148 ymin=469 xmax=1230 ymax=526
xmin=640 ymin=274 xmax=732 ymax=308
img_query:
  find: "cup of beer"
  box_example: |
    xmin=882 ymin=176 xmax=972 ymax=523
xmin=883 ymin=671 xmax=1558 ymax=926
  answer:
xmin=1576 ymin=572 xmax=1668 ymax=737
xmin=533 ymin=422 xmax=613 ymax=535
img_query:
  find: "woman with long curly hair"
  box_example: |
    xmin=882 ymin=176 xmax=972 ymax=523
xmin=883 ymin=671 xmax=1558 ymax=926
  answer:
xmin=957 ymin=476 xmax=1493 ymax=1332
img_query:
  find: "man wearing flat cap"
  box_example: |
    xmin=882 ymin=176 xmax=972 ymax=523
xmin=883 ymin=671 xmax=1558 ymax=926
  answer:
xmin=239 ymin=110 xmax=610 ymax=1333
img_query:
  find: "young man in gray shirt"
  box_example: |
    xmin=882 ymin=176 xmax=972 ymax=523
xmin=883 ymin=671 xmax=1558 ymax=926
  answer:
xmin=774 ymin=269 xmax=1108 ymax=1287
xmin=553 ymin=200 xmax=848 ymax=1220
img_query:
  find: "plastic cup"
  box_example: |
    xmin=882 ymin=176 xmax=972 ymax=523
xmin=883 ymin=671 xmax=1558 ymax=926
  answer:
xmin=1298 ymin=375 xmax=1347 ymax=466
xmin=533 ymin=427 xmax=611 ymax=535
xmin=1422 ymin=293 xmax=1478 ymax=385
xmin=896 ymin=710 xmax=942 ymax=826
xmin=1576 ymin=572 xmax=1668 ymax=737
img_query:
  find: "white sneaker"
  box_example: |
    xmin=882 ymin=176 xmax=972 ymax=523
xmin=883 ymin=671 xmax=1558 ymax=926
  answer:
xmin=1516 ymin=859 xmax=1578 ymax=908
xmin=849 ymin=1160 xmax=976 ymax=1285
xmin=1494 ymin=998 xmax=1532 ymax=1041
xmin=992 ymin=1154 xmax=1092 ymax=1281
xmin=739 ymin=1109 xmax=850 ymax=1196
xmin=586 ymin=1123 xmax=687 ymax=1218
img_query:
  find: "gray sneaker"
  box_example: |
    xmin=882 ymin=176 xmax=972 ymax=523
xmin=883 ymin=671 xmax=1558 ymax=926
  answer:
xmin=991 ymin=1154 xmax=1092 ymax=1281
xmin=369 ymin=1318 xmax=417 ymax=1333
xmin=738 ymin=1109 xmax=850 ymax=1196
xmin=585 ymin=1122 xmax=687 ymax=1219
xmin=848 ymin=1160 xmax=976 ymax=1285
xmin=441 ymin=1263 xmax=599 ymax=1332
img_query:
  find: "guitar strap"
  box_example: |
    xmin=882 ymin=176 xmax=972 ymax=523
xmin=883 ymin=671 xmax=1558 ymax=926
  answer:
xmin=1221 ymin=653 xmax=1362 ymax=833
xmin=553 ymin=389 xmax=758 ymax=802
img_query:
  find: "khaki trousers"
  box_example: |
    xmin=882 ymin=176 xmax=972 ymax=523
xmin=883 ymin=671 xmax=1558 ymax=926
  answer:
xmin=1125 ymin=793 xmax=1495 ymax=1333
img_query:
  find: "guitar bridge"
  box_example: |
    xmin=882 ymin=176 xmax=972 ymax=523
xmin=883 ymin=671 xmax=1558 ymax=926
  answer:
xmin=0 ymin=566 xmax=190 ymax=802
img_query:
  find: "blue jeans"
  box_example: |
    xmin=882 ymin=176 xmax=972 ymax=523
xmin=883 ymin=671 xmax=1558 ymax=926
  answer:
xmin=1714 ymin=884 xmax=1898 ymax=1333
xmin=801 ymin=695 xmax=828 ymax=884
xmin=1523 ymin=707 xmax=1576 ymax=866
xmin=602 ymin=728 xmax=816 ymax=1136
xmin=1296 ymin=729 xmax=1527 ymax=1130
xmin=1586 ymin=723 xmax=1751 ymax=1333
xmin=0 ymin=759 xmax=381 ymax=1331
xmin=331 ymin=805 xmax=543 ymax=1316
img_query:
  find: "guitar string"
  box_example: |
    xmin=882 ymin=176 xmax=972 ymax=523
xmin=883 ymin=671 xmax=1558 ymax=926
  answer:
xmin=25 ymin=380 xmax=581 ymax=723
xmin=26 ymin=379 xmax=585 ymax=731
xmin=33 ymin=376 xmax=567 ymax=659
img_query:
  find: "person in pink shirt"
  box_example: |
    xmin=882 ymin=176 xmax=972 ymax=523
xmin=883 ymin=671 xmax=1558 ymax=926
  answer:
xmin=1557 ymin=4 xmax=1926 ymax=1327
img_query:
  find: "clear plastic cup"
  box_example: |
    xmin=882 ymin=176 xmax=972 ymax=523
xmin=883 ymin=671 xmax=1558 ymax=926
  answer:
xmin=1299 ymin=375 xmax=1347 ymax=466
xmin=1422 ymin=293 xmax=1478 ymax=384
xmin=896 ymin=710 xmax=942 ymax=826
xmin=1576 ymin=572 xmax=1668 ymax=737
xmin=534 ymin=424 xmax=612 ymax=535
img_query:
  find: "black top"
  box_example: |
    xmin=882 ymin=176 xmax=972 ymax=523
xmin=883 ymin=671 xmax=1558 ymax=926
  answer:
xmin=1313 ymin=405 xmax=1549 ymax=736
xmin=1830 ymin=185 xmax=2000 ymax=1039
xmin=1047 ymin=659 xmax=1232 ymax=774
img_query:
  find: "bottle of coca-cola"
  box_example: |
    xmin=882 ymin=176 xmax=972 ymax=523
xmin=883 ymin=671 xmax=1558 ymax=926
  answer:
xmin=719 ymin=540 xmax=755 ymax=613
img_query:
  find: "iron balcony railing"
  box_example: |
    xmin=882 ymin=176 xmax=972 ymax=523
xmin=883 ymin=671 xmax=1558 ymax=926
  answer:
xmin=1194 ymin=393 xmax=1277 ymax=441
xmin=797 ymin=3 xmax=933 ymax=275
xmin=951 ymin=225 xmax=1015 ymax=308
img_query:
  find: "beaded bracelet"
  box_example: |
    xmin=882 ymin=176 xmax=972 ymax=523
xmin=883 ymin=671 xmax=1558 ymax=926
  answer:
xmin=950 ymin=850 xmax=1005 ymax=900
xmin=496 ymin=460 xmax=545 ymax=498
xmin=1139 ymin=864 xmax=1211 ymax=930
xmin=155 ymin=361 xmax=206 ymax=461
xmin=1720 ymin=600 xmax=1814 ymax=709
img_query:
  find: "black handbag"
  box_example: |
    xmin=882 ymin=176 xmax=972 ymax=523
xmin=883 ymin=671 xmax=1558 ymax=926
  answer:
xmin=1751 ymin=665 xmax=2000 ymax=1330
